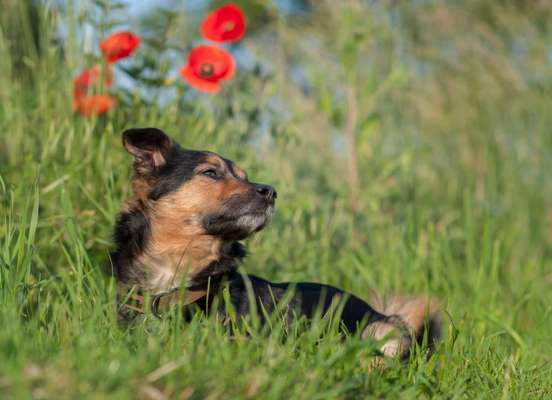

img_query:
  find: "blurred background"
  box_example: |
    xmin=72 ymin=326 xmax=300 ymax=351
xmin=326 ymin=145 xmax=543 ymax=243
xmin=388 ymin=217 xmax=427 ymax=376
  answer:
xmin=1 ymin=0 xmax=552 ymax=397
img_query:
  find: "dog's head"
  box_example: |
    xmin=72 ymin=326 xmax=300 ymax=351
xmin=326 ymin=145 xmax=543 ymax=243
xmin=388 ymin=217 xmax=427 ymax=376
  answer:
xmin=122 ymin=127 xmax=276 ymax=243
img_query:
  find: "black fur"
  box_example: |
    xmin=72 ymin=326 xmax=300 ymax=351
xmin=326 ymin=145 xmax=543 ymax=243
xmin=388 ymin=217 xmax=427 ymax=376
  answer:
xmin=186 ymin=242 xmax=247 ymax=289
xmin=202 ymin=192 xmax=274 ymax=240
xmin=149 ymin=148 xmax=208 ymax=200
xmin=184 ymin=272 xmax=387 ymax=335
xmin=110 ymin=209 xmax=150 ymax=282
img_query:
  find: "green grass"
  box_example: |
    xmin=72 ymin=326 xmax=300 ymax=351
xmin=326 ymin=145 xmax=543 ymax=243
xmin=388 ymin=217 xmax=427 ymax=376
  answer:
xmin=1 ymin=1 xmax=552 ymax=398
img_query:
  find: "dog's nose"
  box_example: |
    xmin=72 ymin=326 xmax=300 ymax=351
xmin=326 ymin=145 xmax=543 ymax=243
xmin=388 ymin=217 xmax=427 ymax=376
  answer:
xmin=255 ymin=184 xmax=277 ymax=201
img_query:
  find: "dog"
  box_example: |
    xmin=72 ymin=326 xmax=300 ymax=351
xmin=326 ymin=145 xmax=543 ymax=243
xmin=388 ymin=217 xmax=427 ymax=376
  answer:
xmin=110 ymin=127 xmax=440 ymax=361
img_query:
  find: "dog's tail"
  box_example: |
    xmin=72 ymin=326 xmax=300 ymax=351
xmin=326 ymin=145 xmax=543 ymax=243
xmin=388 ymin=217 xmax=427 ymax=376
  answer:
xmin=363 ymin=294 xmax=442 ymax=359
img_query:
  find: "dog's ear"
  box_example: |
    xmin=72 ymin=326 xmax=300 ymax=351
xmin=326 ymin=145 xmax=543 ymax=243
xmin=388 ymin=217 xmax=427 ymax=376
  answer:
xmin=122 ymin=128 xmax=173 ymax=175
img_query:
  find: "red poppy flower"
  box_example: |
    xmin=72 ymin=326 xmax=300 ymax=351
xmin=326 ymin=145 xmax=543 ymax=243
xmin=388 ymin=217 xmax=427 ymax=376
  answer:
xmin=100 ymin=31 xmax=141 ymax=63
xmin=180 ymin=45 xmax=236 ymax=93
xmin=200 ymin=3 xmax=246 ymax=43
xmin=73 ymin=95 xmax=116 ymax=117
xmin=73 ymin=65 xmax=113 ymax=99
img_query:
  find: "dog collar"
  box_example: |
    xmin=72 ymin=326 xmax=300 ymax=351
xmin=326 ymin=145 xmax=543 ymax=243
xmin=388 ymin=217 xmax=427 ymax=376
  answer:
xmin=120 ymin=286 xmax=207 ymax=317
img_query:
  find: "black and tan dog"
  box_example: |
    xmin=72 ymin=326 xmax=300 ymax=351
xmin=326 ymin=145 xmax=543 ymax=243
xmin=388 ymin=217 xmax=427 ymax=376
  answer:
xmin=110 ymin=127 xmax=440 ymax=360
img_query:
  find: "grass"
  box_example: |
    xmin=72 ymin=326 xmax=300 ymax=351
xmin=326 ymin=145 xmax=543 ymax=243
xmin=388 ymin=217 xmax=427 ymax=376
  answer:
xmin=1 ymin=1 xmax=552 ymax=398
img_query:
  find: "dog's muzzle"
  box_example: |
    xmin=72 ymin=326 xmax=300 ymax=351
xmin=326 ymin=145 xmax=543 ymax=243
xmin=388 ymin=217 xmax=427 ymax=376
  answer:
xmin=202 ymin=185 xmax=276 ymax=240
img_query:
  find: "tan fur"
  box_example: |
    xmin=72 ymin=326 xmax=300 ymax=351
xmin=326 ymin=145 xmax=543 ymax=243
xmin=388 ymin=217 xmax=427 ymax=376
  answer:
xmin=363 ymin=319 xmax=412 ymax=359
xmin=132 ymin=177 xmax=153 ymax=202
xmin=372 ymin=295 xmax=441 ymax=342
xmin=364 ymin=294 xmax=442 ymax=359
xmin=232 ymin=165 xmax=247 ymax=180
xmin=127 ymin=156 xmax=252 ymax=293
xmin=204 ymin=154 xmax=224 ymax=166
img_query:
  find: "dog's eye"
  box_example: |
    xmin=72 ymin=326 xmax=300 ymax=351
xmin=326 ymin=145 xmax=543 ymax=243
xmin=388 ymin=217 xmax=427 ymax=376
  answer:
xmin=201 ymin=169 xmax=219 ymax=179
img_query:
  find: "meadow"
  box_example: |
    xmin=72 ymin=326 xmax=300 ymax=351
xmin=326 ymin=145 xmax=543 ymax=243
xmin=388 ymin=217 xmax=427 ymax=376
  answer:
xmin=1 ymin=1 xmax=551 ymax=398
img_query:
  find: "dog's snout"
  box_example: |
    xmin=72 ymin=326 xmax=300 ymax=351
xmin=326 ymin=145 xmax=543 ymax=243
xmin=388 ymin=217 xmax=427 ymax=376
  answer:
xmin=255 ymin=184 xmax=277 ymax=201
